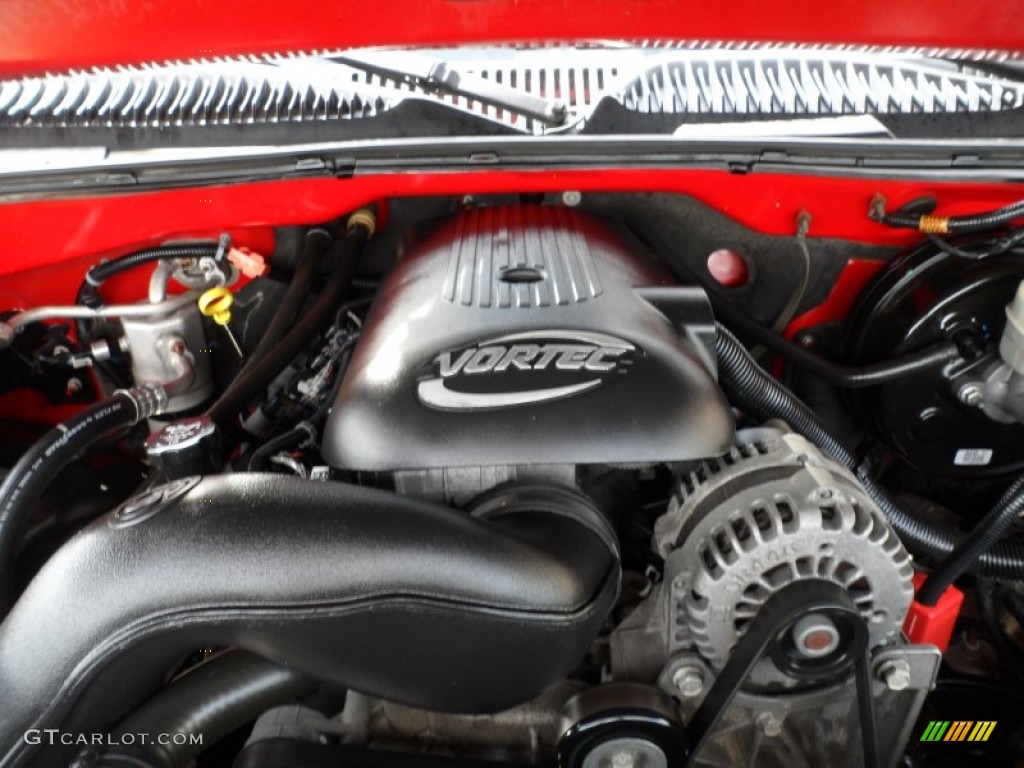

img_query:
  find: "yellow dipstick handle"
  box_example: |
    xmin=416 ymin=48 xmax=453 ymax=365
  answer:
xmin=198 ymin=286 xmax=235 ymax=326
xmin=198 ymin=286 xmax=244 ymax=357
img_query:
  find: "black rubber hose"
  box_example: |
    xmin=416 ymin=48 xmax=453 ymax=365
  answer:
xmin=717 ymin=323 xmax=863 ymax=466
xmin=206 ymin=223 xmax=369 ymax=428
xmin=74 ymin=244 xmax=224 ymax=389
xmin=652 ymin=237 xmax=962 ymax=388
xmin=0 ymin=392 xmax=139 ymax=616
xmin=246 ymin=423 xmax=315 ymax=471
xmin=77 ymin=244 xmax=222 ymax=308
xmin=91 ymin=652 xmax=316 ymax=768
xmin=859 ymin=474 xmax=1024 ymax=582
xmin=810 ymin=343 xmax=961 ymax=388
xmin=874 ymin=199 xmax=1024 ymax=234
xmin=714 ymin=323 xmax=1024 ymax=579
xmin=246 ymin=229 xmax=329 ymax=365
xmin=917 ymin=476 xmax=1024 ymax=605
xmin=709 ymin=287 xmax=962 ymax=387
xmin=789 ymin=370 xmax=857 ymax=446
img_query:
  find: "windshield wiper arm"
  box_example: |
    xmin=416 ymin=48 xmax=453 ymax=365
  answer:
xmin=330 ymin=51 xmax=569 ymax=127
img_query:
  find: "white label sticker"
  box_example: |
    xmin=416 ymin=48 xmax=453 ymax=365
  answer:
xmin=954 ymin=448 xmax=993 ymax=466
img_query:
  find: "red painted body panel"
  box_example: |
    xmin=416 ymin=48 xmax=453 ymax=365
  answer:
xmin=785 ymin=259 xmax=889 ymax=339
xmin=3 ymin=170 xmax=1021 ymax=286
xmin=1 ymin=167 xmax=1019 ymax=423
xmin=0 ymin=0 xmax=1022 ymax=77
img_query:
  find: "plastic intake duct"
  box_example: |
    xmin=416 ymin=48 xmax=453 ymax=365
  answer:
xmin=0 ymin=476 xmax=620 ymax=768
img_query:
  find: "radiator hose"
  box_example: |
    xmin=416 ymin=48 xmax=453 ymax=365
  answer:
xmin=715 ymin=323 xmax=1024 ymax=580
xmin=86 ymin=652 xmax=316 ymax=768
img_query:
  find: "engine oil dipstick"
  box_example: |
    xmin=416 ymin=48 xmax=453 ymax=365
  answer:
xmin=198 ymin=286 xmax=244 ymax=358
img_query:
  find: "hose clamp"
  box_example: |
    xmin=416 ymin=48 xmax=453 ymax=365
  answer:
xmin=116 ymin=383 xmax=169 ymax=421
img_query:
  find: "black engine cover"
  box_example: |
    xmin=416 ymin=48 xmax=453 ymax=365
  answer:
xmin=324 ymin=205 xmax=733 ymax=471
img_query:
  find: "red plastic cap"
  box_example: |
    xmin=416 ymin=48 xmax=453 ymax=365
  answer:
xmin=707 ymin=248 xmax=749 ymax=288
xmin=903 ymin=572 xmax=964 ymax=653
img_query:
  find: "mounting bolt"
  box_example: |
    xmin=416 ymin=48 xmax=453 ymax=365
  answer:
xmin=66 ymin=378 xmax=83 ymax=396
xmin=958 ymin=382 xmax=985 ymax=408
xmin=878 ymin=659 xmax=912 ymax=691
xmin=562 ymin=190 xmax=582 ymax=207
xmin=796 ymin=209 xmax=812 ymax=236
xmin=869 ymin=194 xmax=887 ymax=221
xmin=672 ymin=664 xmax=705 ymax=698
xmin=756 ymin=712 xmax=783 ymax=737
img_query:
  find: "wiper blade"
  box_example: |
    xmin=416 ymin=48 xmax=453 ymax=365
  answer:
xmin=330 ymin=50 xmax=569 ymax=127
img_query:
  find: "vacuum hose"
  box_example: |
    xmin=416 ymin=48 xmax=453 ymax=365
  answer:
xmin=715 ymin=323 xmax=1024 ymax=580
xmin=77 ymin=243 xmax=223 ymax=308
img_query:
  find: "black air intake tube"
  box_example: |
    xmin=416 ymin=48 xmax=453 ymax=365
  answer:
xmin=0 ymin=476 xmax=619 ymax=768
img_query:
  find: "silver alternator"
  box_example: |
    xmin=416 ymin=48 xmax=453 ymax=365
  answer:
xmin=655 ymin=429 xmax=914 ymax=667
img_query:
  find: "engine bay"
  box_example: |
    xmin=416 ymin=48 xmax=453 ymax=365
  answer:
xmin=1 ymin=185 xmax=1023 ymax=768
